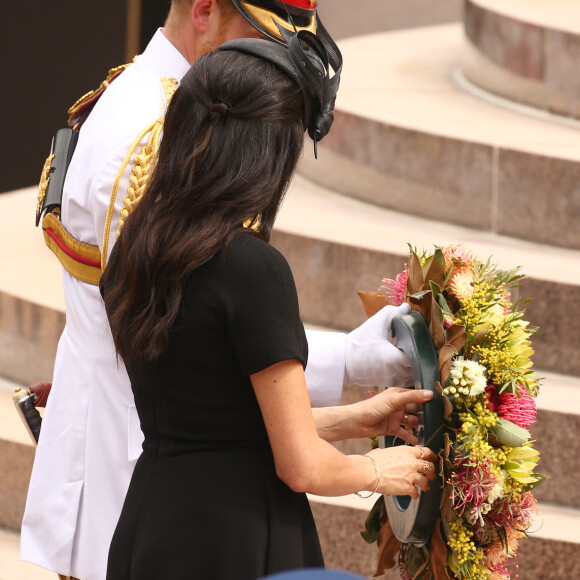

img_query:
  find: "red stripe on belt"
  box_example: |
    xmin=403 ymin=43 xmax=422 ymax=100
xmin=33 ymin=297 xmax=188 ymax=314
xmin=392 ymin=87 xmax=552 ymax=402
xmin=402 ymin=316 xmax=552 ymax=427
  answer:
xmin=43 ymin=227 xmax=102 ymax=269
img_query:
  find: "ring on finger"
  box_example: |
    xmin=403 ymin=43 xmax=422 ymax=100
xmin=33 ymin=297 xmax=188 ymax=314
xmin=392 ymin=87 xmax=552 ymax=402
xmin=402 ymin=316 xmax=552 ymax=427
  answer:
xmin=402 ymin=413 xmax=409 ymax=426
xmin=417 ymin=445 xmax=425 ymax=460
xmin=420 ymin=460 xmax=431 ymax=473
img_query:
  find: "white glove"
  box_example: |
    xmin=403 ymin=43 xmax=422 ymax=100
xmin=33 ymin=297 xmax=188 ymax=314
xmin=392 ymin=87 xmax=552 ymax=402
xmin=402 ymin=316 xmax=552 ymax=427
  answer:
xmin=344 ymin=303 xmax=413 ymax=388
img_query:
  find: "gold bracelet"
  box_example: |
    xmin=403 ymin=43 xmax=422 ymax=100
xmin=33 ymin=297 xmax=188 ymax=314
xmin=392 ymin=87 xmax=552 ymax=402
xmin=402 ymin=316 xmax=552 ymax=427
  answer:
xmin=355 ymin=454 xmax=381 ymax=498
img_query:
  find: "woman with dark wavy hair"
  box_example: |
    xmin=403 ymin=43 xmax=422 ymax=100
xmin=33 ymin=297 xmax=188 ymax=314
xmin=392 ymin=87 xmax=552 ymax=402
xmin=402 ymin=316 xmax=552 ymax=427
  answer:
xmin=101 ymin=35 xmax=436 ymax=580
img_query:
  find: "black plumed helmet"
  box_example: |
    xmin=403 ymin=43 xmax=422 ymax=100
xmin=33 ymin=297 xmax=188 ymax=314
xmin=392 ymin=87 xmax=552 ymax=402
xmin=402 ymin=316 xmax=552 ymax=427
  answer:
xmin=230 ymin=0 xmax=317 ymax=44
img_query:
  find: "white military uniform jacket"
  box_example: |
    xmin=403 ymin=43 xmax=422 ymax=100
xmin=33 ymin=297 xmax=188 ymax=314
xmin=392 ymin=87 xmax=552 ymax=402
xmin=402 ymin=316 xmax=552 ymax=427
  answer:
xmin=21 ymin=30 xmax=346 ymax=580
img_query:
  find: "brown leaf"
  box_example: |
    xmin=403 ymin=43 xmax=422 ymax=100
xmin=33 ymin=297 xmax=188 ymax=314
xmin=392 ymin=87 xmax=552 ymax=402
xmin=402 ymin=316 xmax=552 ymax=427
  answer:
xmin=442 ymin=394 xmax=453 ymax=422
xmin=438 ymin=344 xmax=457 ymax=386
xmin=435 ymin=381 xmax=453 ymax=421
xmin=411 ymin=559 xmax=428 ymax=580
xmin=407 ymin=250 xmax=424 ymax=295
xmin=357 ymin=292 xmax=389 ymax=318
xmin=423 ymin=248 xmax=447 ymax=291
xmin=446 ymin=324 xmax=467 ymax=353
xmin=439 ymin=486 xmax=455 ymax=523
xmin=429 ymin=518 xmax=451 ymax=580
xmin=374 ymin=518 xmax=402 ymax=577
xmin=443 ymin=433 xmax=451 ymax=461
xmin=409 ymin=292 xmax=432 ymax=325
xmin=430 ymin=300 xmax=446 ymax=350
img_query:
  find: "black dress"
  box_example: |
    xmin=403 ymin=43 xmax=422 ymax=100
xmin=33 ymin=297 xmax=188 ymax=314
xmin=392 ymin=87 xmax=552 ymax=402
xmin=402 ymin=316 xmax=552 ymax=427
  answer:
xmin=106 ymin=233 xmax=324 ymax=580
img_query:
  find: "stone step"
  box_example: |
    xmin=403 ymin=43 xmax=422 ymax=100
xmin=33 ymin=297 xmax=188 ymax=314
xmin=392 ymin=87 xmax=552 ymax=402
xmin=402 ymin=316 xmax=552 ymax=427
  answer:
xmin=274 ymin=175 xmax=580 ymax=378
xmin=2 ymin=177 xmax=580 ymax=385
xmin=316 ymin=0 xmax=462 ymax=40
xmin=3 ymin=504 xmax=578 ymax=580
xmin=2 ymin=373 xmax=579 ymax=579
xmin=464 ymin=0 xmax=580 ymax=119
xmin=308 ymin=495 xmax=580 ymax=578
xmin=299 ymin=23 xmax=580 ymax=251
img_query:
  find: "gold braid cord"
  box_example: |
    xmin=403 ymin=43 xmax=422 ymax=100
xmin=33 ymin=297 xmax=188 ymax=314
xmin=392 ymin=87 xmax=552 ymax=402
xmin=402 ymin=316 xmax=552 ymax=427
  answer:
xmin=117 ymin=121 xmax=163 ymax=237
xmin=102 ymin=77 xmax=178 ymax=269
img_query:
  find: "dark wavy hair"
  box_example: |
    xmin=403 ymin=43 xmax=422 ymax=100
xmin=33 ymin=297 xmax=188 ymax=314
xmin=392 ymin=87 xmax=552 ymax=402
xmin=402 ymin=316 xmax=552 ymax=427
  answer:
xmin=101 ymin=49 xmax=305 ymax=361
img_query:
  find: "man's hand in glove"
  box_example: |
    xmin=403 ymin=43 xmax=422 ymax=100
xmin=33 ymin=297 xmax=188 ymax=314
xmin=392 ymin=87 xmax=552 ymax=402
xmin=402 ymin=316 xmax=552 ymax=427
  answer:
xmin=344 ymin=303 xmax=413 ymax=388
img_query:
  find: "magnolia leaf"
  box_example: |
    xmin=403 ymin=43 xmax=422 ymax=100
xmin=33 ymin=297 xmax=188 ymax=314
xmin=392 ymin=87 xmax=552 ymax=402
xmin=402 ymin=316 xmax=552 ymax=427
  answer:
xmin=430 ymin=518 xmax=451 ymax=580
xmin=436 ymin=292 xmax=454 ymax=318
xmin=424 ymin=248 xmax=447 ymax=290
xmin=490 ymin=418 xmax=531 ymax=447
xmin=408 ymin=289 xmax=432 ymax=300
xmin=430 ymin=299 xmax=446 ymax=350
xmin=430 ymin=280 xmax=442 ymax=301
xmin=446 ymin=324 xmax=467 ymax=353
xmin=442 ymin=394 xmax=453 ymax=422
xmin=407 ymin=250 xmax=424 ymax=295
xmin=360 ymin=495 xmax=385 ymax=544
xmin=373 ymin=518 xmax=402 ymax=577
xmin=438 ymin=344 xmax=457 ymax=386
xmin=443 ymin=434 xmax=452 ymax=462
xmin=357 ymin=292 xmax=389 ymax=318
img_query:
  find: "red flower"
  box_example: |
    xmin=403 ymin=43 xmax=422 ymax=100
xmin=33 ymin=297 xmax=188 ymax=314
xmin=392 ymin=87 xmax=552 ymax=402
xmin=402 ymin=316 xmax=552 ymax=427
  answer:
xmin=496 ymin=387 xmax=537 ymax=428
xmin=485 ymin=385 xmax=498 ymax=412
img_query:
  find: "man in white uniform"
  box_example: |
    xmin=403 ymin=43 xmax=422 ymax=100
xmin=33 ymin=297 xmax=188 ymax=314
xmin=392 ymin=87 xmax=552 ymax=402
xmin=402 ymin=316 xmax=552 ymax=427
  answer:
xmin=22 ymin=2 xmax=412 ymax=579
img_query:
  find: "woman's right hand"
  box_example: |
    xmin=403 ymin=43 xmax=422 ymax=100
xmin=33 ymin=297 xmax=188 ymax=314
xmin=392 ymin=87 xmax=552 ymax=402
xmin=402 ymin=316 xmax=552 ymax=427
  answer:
xmin=365 ymin=445 xmax=438 ymax=499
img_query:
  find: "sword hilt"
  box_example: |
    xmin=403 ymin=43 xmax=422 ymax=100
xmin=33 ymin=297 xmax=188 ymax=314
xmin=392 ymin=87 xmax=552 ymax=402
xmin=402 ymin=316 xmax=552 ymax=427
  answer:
xmin=13 ymin=386 xmax=42 ymax=445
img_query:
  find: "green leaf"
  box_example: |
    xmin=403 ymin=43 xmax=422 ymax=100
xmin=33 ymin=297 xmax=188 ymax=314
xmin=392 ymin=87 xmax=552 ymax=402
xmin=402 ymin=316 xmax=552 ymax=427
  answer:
xmin=360 ymin=495 xmax=385 ymax=544
xmin=408 ymin=289 xmax=432 ymax=300
xmin=436 ymin=292 xmax=453 ymax=316
xmin=490 ymin=418 xmax=531 ymax=447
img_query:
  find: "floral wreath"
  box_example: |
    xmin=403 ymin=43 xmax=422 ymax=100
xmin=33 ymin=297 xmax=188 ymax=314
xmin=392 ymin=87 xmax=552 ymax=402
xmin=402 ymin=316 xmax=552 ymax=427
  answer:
xmin=359 ymin=244 xmax=544 ymax=580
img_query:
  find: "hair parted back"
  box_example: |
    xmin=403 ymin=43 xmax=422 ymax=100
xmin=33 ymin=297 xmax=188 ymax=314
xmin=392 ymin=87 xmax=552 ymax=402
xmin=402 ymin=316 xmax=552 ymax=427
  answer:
xmin=101 ymin=50 xmax=304 ymax=362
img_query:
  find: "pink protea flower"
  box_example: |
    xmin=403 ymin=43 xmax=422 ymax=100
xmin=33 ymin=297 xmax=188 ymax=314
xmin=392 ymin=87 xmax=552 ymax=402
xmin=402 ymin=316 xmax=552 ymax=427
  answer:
xmin=443 ymin=243 xmax=474 ymax=273
xmin=496 ymin=387 xmax=537 ymax=428
xmin=379 ymin=268 xmax=408 ymax=306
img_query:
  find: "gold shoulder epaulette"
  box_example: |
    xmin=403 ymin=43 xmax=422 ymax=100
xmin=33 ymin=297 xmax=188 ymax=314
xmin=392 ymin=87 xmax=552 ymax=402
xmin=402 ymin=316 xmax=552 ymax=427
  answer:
xmin=67 ymin=60 xmax=135 ymax=129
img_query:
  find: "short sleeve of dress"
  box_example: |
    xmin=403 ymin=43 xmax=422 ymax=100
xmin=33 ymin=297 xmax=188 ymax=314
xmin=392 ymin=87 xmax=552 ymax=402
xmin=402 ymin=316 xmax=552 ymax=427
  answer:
xmin=216 ymin=234 xmax=308 ymax=376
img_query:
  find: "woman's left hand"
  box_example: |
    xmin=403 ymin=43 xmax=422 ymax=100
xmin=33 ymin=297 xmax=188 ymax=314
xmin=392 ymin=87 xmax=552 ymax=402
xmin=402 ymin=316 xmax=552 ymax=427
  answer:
xmin=349 ymin=387 xmax=434 ymax=444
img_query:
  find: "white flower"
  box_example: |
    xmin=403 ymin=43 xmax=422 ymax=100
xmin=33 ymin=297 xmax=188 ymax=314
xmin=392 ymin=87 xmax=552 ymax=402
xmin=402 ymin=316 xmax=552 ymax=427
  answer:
xmin=446 ymin=357 xmax=487 ymax=397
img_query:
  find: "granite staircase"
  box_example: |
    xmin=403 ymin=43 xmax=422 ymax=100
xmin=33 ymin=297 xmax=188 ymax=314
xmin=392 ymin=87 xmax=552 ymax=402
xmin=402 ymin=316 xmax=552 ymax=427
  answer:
xmin=2 ymin=0 xmax=580 ymax=578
